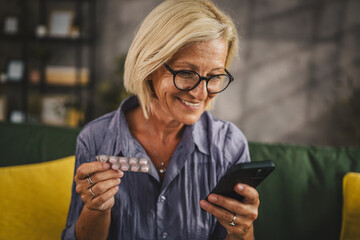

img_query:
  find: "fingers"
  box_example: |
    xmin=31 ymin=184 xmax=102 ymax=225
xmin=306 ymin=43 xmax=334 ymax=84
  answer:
xmin=90 ymin=185 xmax=119 ymax=210
xmin=200 ymin=184 xmax=259 ymax=238
xmin=75 ymin=161 xmax=111 ymax=181
xmin=86 ymin=169 xmax=124 ymax=187
xmin=200 ymin=197 xmax=255 ymax=236
xmin=218 ymin=214 xmax=253 ymax=236
xmin=85 ymin=179 xmax=120 ymax=211
xmin=203 ymin=184 xmax=259 ymax=216
xmin=89 ymin=178 xmax=121 ymax=198
xmin=234 ymin=183 xmax=259 ymax=204
xmin=200 ymin=194 xmax=256 ymax=222
xmin=74 ymin=161 xmax=124 ymax=211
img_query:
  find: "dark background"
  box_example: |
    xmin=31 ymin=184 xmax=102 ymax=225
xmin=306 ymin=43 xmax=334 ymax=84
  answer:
xmin=1 ymin=0 xmax=359 ymax=147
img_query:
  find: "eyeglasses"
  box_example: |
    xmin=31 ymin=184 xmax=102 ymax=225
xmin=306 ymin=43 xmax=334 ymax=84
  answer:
xmin=163 ymin=63 xmax=234 ymax=94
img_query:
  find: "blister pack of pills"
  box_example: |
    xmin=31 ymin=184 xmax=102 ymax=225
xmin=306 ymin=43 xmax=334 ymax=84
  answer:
xmin=96 ymin=155 xmax=151 ymax=173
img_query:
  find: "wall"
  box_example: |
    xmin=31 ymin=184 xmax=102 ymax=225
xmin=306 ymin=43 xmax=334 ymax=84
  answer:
xmin=95 ymin=0 xmax=360 ymax=147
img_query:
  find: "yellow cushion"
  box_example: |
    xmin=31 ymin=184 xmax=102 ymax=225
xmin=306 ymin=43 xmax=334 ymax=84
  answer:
xmin=0 ymin=156 xmax=75 ymax=240
xmin=340 ymin=172 xmax=360 ymax=240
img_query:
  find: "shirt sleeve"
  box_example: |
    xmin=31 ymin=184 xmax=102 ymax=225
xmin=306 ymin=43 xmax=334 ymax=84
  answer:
xmin=224 ymin=122 xmax=251 ymax=165
xmin=61 ymin=135 xmax=92 ymax=240
xmin=215 ymin=121 xmax=251 ymax=175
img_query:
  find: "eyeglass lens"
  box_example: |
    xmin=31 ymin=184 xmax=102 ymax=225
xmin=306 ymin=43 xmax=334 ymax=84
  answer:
xmin=174 ymin=71 xmax=231 ymax=93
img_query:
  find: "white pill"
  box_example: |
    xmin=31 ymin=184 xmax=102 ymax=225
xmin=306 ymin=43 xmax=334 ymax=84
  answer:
xmin=111 ymin=163 xmax=120 ymax=170
xmin=129 ymin=157 xmax=138 ymax=165
xmin=130 ymin=164 xmax=140 ymax=172
xmin=140 ymin=165 xmax=150 ymax=172
xmin=120 ymin=163 xmax=130 ymax=171
xmin=139 ymin=158 xmax=148 ymax=165
xmin=119 ymin=157 xmax=128 ymax=164
xmin=109 ymin=156 xmax=118 ymax=164
xmin=98 ymin=155 xmax=109 ymax=162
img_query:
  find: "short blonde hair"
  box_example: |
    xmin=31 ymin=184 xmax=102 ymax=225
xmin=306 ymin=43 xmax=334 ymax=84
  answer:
xmin=124 ymin=0 xmax=239 ymax=118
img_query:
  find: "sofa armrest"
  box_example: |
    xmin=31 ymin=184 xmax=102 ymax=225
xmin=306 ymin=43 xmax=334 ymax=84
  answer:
xmin=340 ymin=172 xmax=360 ymax=240
xmin=0 ymin=156 xmax=75 ymax=239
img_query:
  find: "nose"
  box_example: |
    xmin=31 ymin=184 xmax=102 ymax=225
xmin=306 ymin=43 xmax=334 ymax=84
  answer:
xmin=188 ymin=79 xmax=208 ymax=100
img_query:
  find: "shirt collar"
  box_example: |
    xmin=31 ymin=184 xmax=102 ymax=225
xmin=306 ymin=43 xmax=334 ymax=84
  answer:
xmin=192 ymin=114 xmax=210 ymax=155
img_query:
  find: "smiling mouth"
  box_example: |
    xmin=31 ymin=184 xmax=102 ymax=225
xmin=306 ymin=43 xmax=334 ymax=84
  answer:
xmin=179 ymin=98 xmax=201 ymax=107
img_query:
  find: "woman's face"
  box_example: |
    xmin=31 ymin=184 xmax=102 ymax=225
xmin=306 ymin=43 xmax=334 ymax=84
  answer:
xmin=150 ymin=38 xmax=228 ymax=125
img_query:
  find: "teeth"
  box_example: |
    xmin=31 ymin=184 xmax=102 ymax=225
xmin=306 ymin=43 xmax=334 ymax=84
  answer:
xmin=180 ymin=99 xmax=200 ymax=107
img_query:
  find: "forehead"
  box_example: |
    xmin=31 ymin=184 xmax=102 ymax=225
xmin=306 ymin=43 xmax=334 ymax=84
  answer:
xmin=169 ymin=39 xmax=228 ymax=69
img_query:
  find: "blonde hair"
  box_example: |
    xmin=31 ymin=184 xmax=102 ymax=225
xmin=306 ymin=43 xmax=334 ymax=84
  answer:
xmin=124 ymin=0 xmax=239 ymax=118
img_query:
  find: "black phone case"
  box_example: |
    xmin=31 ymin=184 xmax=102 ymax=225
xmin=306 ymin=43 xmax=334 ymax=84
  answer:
xmin=207 ymin=160 xmax=275 ymax=202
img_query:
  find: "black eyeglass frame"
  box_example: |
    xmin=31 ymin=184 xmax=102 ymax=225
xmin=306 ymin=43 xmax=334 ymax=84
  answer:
xmin=163 ymin=63 xmax=234 ymax=94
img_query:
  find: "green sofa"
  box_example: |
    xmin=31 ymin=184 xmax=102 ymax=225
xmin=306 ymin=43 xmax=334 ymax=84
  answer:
xmin=0 ymin=122 xmax=80 ymax=167
xmin=0 ymin=121 xmax=359 ymax=240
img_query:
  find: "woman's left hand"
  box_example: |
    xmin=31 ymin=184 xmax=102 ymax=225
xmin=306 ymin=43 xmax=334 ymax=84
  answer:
xmin=200 ymin=183 xmax=259 ymax=240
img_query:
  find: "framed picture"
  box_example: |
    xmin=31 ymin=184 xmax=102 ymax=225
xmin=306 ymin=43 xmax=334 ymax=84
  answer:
xmin=3 ymin=16 xmax=19 ymax=34
xmin=48 ymin=10 xmax=74 ymax=37
xmin=6 ymin=60 xmax=24 ymax=81
xmin=0 ymin=96 xmax=7 ymax=121
xmin=41 ymin=95 xmax=69 ymax=125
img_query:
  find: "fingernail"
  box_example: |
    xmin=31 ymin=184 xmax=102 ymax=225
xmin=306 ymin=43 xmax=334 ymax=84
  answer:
xmin=200 ymin=200 xmax=208 ymax=208
xmin=118 ymin=170 xmax=124 ymax=177
xmin=103 ymin=163 xmax=110 ymax=169
xmin=208 ymin=195 xmax=218 ymax=202
xmin=237 ymin=184 xmax=244 ymax=191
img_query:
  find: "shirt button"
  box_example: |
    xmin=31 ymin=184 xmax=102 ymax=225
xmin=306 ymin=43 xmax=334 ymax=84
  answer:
xmin=160 ymin=196 xmax=166 ymax=202
xmin=162 ymin=232 xmax=168 ymax=238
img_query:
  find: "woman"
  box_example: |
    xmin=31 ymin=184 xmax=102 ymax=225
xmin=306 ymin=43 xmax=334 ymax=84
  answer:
xmin=62 ymin=0 xmax=259 ymax=239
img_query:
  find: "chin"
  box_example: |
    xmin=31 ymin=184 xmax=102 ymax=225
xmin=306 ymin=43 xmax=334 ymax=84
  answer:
xmin=178 ymin=113 xmax=203 ymax=125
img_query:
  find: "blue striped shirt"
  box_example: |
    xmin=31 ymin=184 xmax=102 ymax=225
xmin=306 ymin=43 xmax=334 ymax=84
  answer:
xmin=62 ymin=95 xmax=250 ymax=240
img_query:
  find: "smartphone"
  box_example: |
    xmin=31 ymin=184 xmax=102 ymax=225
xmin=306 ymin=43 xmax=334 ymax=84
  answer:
xmin=207 ymin=160 xmax=275 ymax=202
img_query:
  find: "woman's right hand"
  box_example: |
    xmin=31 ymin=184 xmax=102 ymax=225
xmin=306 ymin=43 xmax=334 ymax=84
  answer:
xmin=74 ymin=161 xmax=123 ymax=211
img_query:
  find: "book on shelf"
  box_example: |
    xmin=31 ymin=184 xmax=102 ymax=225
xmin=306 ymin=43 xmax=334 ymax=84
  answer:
xmin=45 ymin=66 xmax=89 ymax=86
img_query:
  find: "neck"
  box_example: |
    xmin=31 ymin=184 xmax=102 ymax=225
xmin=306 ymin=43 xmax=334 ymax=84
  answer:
xmin=125 ymin=105 xmax=184 ymax=180
xmin=142 ymin=98 xmax=184 ymax=142
xmin=146 ymin=114 xmax=184 ymax=144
